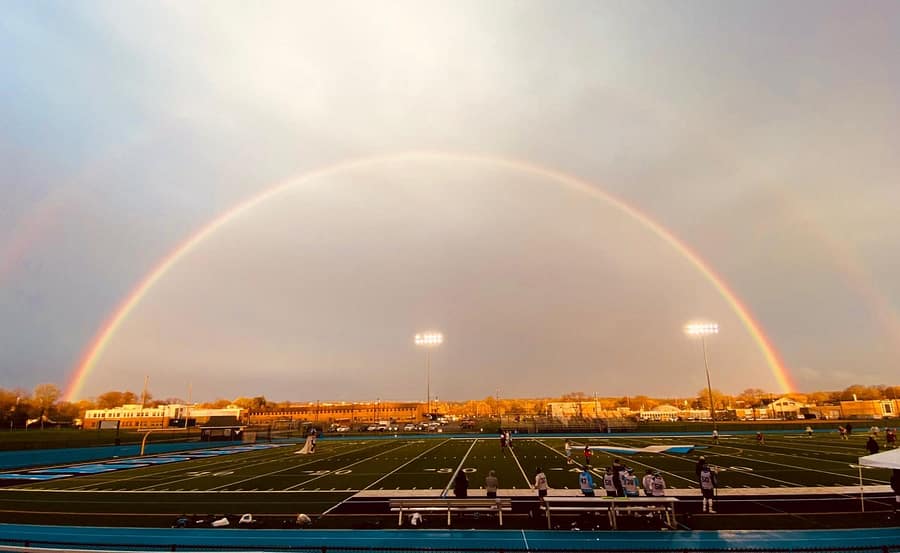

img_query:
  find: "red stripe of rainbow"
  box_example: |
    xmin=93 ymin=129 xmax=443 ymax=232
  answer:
xmin=63 ymin=152 xmax=795 ymax=401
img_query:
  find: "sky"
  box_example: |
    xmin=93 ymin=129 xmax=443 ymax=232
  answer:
xmin=1 ymin=1 xmax=899 ymax=404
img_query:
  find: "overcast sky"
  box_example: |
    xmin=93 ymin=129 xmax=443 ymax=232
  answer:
xmin=1 ymin=1 xmax=898 ymax=403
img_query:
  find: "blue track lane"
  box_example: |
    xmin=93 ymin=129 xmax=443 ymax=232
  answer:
xmin=2 ymin=524 xmax=900 ymax=551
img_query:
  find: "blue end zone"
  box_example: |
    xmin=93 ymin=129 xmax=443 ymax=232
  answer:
xmin=0 ymin=444 xmax=286 ymax=483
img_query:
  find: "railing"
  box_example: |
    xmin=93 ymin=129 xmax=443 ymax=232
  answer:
xmin=1 ymin=542 xmax=899 ymax=553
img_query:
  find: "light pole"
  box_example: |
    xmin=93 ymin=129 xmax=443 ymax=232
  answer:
xmin=415 ymin=332 xmax=443 ymax=419
xmin=684 ymin=322 xmax=719 ymax=431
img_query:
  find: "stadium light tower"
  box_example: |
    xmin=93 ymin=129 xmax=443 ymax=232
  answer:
xmin=415 ymin=331 xmax=443 ymax=418
xmin=684 ymin=322 xmax=719 ymax=431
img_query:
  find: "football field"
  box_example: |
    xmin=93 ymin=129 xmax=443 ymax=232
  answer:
xmin=0 ymin=431 xmax=895 ymax=526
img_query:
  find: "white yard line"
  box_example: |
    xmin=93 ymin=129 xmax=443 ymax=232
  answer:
xmin=320 ymin=439 xmax=452 ymax=516
xmin=205 ymin=441 xmax=390 ymax=492
xmin=509 ymin=441 xmax=532 ymax=488
xmin=692 ymin=440 xmax=889 ymax=485
xmin=361 ymin=439 xmax=452 ymax=492
xmin=442 ymin=439 xmax=478 ymax=497
xmin=284 ymin=442 xmax=415 ymax=491
xmin=521 ymin=529 xmax=530 ymax=550
xmin=65 ymin=446 xmax=297 ymax=490
xmin=534 ymin=439 xmax=696 ymax=486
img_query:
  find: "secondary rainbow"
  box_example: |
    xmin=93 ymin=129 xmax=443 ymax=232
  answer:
xmin=63 ymin=151 xmax=796 ymax=401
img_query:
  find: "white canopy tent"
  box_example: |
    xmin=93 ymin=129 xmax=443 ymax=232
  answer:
xmin=859 ymin=448 xmax=900 ymax=470
xmin=856 ymin=448 xmax=900 ymax=511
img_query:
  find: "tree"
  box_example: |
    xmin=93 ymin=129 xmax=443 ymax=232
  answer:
xmin=737 ymin=388 xmax=767 ymax=406
xmin=96 ymin=391 xmax=139 ymax=409
xmin=696 ymin=388 xmax=727 ymax=410
xmin=840 ymin=385 xmax=881 ymax=401
xmin=33 ymin=383 xmax=61 ymax=422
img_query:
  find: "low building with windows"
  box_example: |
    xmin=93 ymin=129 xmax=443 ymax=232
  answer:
xmin=82 ymin=404 xmax=242 ymax=430
xmin=243 ymin=401 xmax=425 ymax=427
xmin=840 ymin=399 xmax=899 ymax=419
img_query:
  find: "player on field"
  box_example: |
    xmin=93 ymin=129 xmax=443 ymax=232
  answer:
xmin=564 ymin=440 xmax=573 ymax=464
xmin=583 ymin=444 xmax=593 ymax=465
xmin=838 ymin=425 xmax=848 ymax=440
xmin=805 ymin=425 xmax=813 ymax=438
xmin=712 ymin=429 xmax=719 ymax=444
xmin=699 ymin=465 xmax=718 ymax=513
xmin=886 ymin=428 xmax=896 ymax=449
xmin=866 ymin=436 xmax=880 ymax=455
xmin=756 ymin=432 xmax=765 ymax=445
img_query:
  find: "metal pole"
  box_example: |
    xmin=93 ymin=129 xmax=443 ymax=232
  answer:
xmin=702 ymin=336 xmax=717 ymax=432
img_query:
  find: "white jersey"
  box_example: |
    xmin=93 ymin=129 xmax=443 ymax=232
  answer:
xmin=602 ymin=473 xmax=617 ymax=492
xmin=700 ymin=469 xmax=716 ymax=490
xmin=623 ymin=473 xmax=639 ymax=496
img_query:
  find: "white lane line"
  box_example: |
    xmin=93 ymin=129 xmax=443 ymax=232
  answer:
xmin=442 ymin=439 xmax=478 ymax=497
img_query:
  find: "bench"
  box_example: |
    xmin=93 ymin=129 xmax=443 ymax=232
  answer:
xmin=540 ymin=496 xmax=678 ymax=529
xmin=389 ymin=497 xmax=513 ymax=527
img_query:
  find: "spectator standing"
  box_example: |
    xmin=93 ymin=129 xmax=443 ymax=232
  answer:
xmin=484 ymin=470 xmax=499 ymax=498
xmin=453 ymin=470 xmax=468 ymax=497
xmin=611 ymin=459 xmax=626 ymax=497
xmin=534 ymin=467 xmax=549 ymax=498
xmin=579 ymin=468 xmax=595 ymax=496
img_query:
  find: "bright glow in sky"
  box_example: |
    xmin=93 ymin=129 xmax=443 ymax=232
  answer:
xmin=1 ymin=1 xmax=898 ymax=402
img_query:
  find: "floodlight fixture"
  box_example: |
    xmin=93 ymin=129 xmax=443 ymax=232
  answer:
xmin=684 ymin=321 xmax=719 ymax=431
xmin=415 ymin=331 xmax=444 ymax=417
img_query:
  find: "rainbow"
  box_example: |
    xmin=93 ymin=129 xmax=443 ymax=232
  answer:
xmin=63 ymin=151 xmax=796 ymax=401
